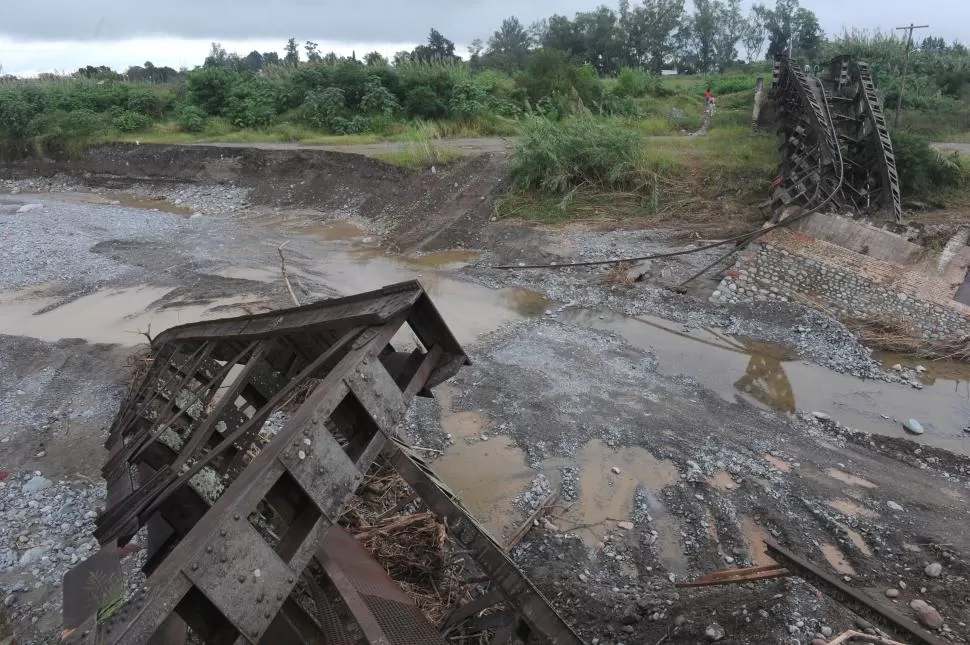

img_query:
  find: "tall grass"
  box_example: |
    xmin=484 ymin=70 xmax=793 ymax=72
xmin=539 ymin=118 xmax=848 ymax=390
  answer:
xmin=510 ymin=116 xmax=647 ymax=194
xmin=374 ymin=141 xmax=461 ymax=170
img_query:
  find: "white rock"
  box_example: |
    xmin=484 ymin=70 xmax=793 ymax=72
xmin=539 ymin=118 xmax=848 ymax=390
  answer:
xmin=16 ymin=203 xmax=43 ymax=214
xmin=704 ymin=623 xmax=725 ymax=641
xmin=617 ymin=521 xmax=634 ymax=531
xmin=611 ymin=466 xmax=621 ymax=475
xmin=22 ymin=476 xmax=52 ymax=493
xmin=811 ymin=411 xmax=831 ymax=421
xmin=887 ymin=501 xmax=905 ymax=512
xmin=924 ymin=562 xmax=943 ymax=578
xmin=19 ymin=546 xmax=48 ymax=566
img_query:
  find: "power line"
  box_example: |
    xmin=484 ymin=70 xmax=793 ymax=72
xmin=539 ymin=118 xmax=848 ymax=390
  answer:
xmin=894 ymin=23 xmax=930 ymax=128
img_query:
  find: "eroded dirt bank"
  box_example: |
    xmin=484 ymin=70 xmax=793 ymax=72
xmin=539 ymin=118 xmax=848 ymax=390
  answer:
xmin=0 ymin=145 xmax=968 ymax=644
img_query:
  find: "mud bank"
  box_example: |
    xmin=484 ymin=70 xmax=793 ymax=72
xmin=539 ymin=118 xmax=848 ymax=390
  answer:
xmin=0 ymin=142 xmax=509 ymax=252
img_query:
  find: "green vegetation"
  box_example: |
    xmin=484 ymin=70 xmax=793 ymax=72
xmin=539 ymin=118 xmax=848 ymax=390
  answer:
xmin=374 ymin=141 xmax=462 ymax=170
xmin=499 ymin=116 xmax=776 ymax=231
xmin=2 ymin=0 xmax=970 ymax=223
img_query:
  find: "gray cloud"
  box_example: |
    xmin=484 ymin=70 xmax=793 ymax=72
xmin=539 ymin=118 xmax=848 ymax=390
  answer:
xmin=1 ymin=1 xmax=594 ymax=44
xmin=1 ymin=1 xmax=966 ymax=54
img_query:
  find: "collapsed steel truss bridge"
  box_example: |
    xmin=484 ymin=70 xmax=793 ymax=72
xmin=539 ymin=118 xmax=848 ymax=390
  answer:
xmin=61 ymin=281 xmax=583 ymax=645
xmin=760 ymin=56 xmax=902 ymax=223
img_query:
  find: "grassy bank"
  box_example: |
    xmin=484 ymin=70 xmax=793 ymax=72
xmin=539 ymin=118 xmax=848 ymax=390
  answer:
xmin=496 ymin=116 xmax=776 ymax=236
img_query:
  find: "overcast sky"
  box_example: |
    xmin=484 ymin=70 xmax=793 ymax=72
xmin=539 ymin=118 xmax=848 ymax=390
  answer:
xmin=0 ymin=0 xmax=964 ymax=76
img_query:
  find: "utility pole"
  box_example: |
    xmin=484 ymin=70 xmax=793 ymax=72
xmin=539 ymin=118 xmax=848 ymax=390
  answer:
xmin=894 ymin=23 xmax=929 ymax=127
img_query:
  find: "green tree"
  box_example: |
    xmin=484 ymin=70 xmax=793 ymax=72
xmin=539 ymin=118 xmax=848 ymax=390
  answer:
xmin=485 ymin=16 xmax=533 ymax=72
xmin=364 ymin=51 xmax=388 ymax=67
xmin=412 ymin=29 xmax=459 ymax=63
xmin=204 ymin=43 xmax=230 ymax=68
xmin=741 ymin=7 xmax=769 ymax=63
xmin=574 ymin=6 xmax=625 ymax=75
xmin=305 ymin=41 xmax=322 ymax=63
xmin=623 ymin=0 xmax=684 ymax=72
xmin=756 ymin=0 xmax=823 ymax=61
xmin=540 ymin=15 xmax=585 ymax=59
xmin=679 ymin=0 xmax=720 ymax=73
xmin=713 ymin=0 xmax=745 ymax=70
xmin=284 ymin=38 xmax=301 ymax=67
xmin=242 ymin=51 xmax=264 ymax=72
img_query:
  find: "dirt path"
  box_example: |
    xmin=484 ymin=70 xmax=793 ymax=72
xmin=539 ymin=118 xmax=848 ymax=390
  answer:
xmin=0 ymin=152 xmax=968 ymax=643
xmin=185 ymin=136 xmax=515 ymax=157
xmin=932 ymin=142 xmax=970 ymax=155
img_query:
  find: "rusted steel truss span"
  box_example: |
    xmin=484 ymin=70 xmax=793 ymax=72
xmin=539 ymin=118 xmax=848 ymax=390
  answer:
xmin=766 ymin=56 xmax=902 ymax=223
xmin=61 ymin=281 xmax=582 ymax=645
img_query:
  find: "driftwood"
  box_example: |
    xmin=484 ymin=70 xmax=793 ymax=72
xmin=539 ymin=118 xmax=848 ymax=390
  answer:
xmin=505 ymin=489 xmax=560 ymax=550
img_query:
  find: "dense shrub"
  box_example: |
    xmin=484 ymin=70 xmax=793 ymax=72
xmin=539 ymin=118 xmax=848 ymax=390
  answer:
xmin=517 ymin=49 xmax=603 ymax=116
xmin=359 ymin=77 xmax=400 ymax=116
xmin=614 ymin=68 xmax=649 ymax=98
xmin=126 ymin=88 xmax=165 ymax=117
xmin=187 ymin=67 xmax=239 ymax=115
xmin=448 ymin=80 xmax=489 ymax=118
xmin=510 ymin=116 xmax=644 ymax=194
xmin=113 ymin=110 xmax=153 ymax=132
xmin=892 ymin=131 xmax=965 ymax=199
xmin=0 ymin=89 xmax=32 ymax=137
xmin=176 ymin=105 xmax=207 ymax=132
xmin=224 ymin=80 xmax=279 ymax=128
xmin=404 ymin=85 xmax=448 ymax=119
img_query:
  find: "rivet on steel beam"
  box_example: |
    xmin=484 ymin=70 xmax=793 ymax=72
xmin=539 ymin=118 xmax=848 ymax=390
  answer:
xmin=206 ymin=546 xmax=213 ymax=553
xmin=264 ymin=611 xmax=271 ymax=618
xmin=238 ymin=574 xmax=247 ymax=583
xmin=234 ymin=513 xmax=240 ymax=520
xmin=221 ymin=556 xmax=227 ymax=563
xmin=276 ymin=593 xmax=283 ymax=601
xmin=287 ymin=577 xmax=293 ymax=583
xmin=220 ymin=529 xmax=227 ymax=537
xmin=191 ymin=563 xmax=198 ymax=571
xmin=251 ymin=628 xmax=259 ymax=636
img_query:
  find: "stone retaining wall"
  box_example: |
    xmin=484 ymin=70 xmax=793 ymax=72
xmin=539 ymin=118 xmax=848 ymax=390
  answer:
xmin=712 ymin=229 xmax=970 ymax=342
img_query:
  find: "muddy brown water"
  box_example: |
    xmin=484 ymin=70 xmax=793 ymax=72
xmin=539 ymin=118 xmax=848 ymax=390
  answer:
xmin=563 ymin=310 xmax=970 ymax=455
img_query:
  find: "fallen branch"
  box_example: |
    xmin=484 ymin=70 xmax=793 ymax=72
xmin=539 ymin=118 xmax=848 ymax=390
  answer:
xmin=827 ymin=630 xmax=908 ymax=645
xmin=505 ymin=489 xmax=560 ymax=550
xmin=277 ymin=242 xmax=301 ymax=307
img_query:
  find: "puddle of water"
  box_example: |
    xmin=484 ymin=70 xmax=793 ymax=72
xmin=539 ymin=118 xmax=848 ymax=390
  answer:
xmin=564 ymin=310 xmax=970 ymax=456
xmin=739 ymin=516 xmax=776 ymax=567
xmin=294 ymin=220 xmax=366 ymax=241
xmin=708 ymin=471 xmax=737 ymax=490
xmin=558 ymin=439 xmax=686 ymax=573
xmin=875 ymin=351 xmax=970 ymax=390
xmin=826 ymin=468 xmax=877 ymax=489
xmin=820 ymin=543 xmax=856 ymax=575
xmin=842 ymin=526 xmax=872 ymax=556
xmin=0 ymin=286 xmax=260 ymax=345
xmin=430 ymin=388 xmax=535 ymax=541
xmin=763 ymin=454 xmax=793 ymax=472
xmin=30 ymin=192 xmax=195 ymax=215
xmin=826 ymin=499 xmax=877 ymax=519
xmin=408 ymin=250 xmax=482 ymax=269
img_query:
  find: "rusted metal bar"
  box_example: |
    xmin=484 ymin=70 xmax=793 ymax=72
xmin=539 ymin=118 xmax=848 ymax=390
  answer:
xmin=505 ymin=489 xmax=560 ymax=551
xmin=764 ymin=539 xmax=948 ymax=645
xmin=676 ymin=564 xmax=790 ymax=588
xmin=386 ymin=446 xmax=585 ymax=645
